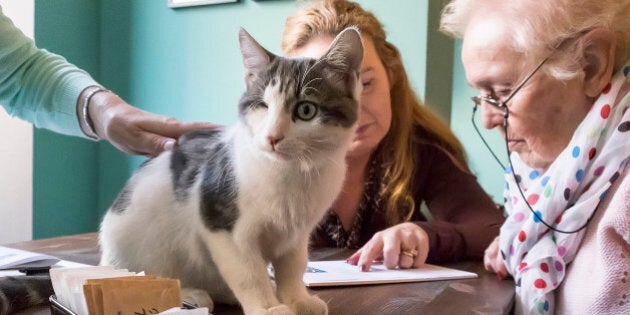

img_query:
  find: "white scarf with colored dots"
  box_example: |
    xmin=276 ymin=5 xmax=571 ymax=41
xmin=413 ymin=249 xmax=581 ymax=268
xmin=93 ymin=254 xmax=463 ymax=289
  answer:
xmin=501 ymin=63 xmax=630 ymax=315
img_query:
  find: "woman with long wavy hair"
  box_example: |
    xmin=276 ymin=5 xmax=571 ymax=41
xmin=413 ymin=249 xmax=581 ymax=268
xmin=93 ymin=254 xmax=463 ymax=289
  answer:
xmin=282 ymin=0 xmax=503 ymax=271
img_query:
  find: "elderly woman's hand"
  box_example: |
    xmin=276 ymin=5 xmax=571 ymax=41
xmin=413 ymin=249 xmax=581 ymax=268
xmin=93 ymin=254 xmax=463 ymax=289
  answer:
xmin=346 ymin=222 xmax=429 ymax=272
xmin=86 ymin=89 xmax=217 ymax=157
xmin=483 ymin=236 xmax=508 ymax=280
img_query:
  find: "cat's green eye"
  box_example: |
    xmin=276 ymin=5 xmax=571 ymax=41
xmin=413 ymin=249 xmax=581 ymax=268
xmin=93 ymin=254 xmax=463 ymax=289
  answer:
xmin=295 ymin=102 xmax=318 ymax=121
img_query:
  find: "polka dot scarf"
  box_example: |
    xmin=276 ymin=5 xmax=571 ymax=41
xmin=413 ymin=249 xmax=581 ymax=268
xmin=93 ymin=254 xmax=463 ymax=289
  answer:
xmin=501 ymin=63 xmax=630 ymax=315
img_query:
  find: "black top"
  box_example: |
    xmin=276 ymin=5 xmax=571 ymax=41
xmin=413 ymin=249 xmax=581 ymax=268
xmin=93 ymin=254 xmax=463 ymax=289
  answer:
xmin=311 ymin=126 xmax=504 ymax=263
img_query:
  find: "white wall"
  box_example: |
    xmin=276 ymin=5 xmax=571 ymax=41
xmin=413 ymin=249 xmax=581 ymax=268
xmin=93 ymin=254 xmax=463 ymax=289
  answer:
xmin=0 ymin=0 xmax=34 ymax=244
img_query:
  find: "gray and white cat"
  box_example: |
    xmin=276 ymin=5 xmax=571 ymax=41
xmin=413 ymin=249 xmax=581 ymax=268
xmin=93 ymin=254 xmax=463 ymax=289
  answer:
xmin=99 ymin=27 xmax=363 ymax=314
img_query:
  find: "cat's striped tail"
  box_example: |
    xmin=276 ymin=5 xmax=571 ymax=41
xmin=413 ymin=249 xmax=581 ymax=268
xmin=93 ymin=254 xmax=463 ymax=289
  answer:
xmin=0 ymin=275 xmax=53 ymax=315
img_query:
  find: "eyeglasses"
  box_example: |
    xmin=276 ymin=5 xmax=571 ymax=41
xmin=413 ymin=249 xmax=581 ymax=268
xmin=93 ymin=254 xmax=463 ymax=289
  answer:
xmin=470 ymin=57 xmax=549 ymax=170
xmin=471 ymin=28 xmax=590 ymax=123
xmin=470 ymin=56 xmax=591 ymax=234
xmin=472 ymin=56 xmax=549 ymax=123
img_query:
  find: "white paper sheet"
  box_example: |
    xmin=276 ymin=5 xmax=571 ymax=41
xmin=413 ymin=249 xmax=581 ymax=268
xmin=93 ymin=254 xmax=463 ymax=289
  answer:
xmin=302 ymin=260 xmax=477 ymax=287
xmin=0 ymin=245 xmax=59 ymax=270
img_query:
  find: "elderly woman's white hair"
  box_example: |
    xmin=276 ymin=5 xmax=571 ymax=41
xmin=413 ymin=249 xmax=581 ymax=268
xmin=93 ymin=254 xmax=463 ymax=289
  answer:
xmin=440 ymin=0 xmax=630 ymax=81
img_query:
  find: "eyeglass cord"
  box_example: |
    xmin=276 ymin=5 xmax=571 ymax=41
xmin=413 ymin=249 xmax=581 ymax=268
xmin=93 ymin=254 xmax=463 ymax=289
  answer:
xmin=503 ymin=127 xmax=593 ymax=234
xmin=471 ymin=105 xmax=506 ymax=170
xmin=472 ymin=105 xmax=594 ymax=234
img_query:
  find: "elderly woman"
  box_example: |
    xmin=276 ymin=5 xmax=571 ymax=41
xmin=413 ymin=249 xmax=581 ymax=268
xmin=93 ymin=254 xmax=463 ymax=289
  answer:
xmin=441 ymin=0 xmax=630 ymax=314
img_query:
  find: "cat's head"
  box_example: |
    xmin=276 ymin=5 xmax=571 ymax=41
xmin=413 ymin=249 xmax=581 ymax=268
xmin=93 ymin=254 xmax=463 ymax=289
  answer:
xmin=237 ymin=27 xmax=363 ymax=165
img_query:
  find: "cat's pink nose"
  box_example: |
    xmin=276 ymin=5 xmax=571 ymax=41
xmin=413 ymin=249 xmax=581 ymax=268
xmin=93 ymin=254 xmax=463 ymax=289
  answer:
xmin=267 ymin=135 xmax=284 ymax=150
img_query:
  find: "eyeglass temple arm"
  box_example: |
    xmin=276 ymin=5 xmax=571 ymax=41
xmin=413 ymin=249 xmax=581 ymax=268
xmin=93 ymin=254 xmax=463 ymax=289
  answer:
xmin=502 ymin=56 xmax=550 ymax=105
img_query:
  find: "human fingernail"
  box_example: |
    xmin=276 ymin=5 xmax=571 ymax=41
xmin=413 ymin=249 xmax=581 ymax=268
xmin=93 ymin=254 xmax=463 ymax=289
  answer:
xmin=164 ymin=139 xmax=175 ymax=151
xmin=360 ymin=264 xmax=369 ymax=272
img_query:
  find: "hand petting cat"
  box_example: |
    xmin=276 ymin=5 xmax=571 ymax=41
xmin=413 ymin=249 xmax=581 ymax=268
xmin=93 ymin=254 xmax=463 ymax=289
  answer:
xmin=83 ymin=88 xmax=217 ymax=157
xmin=346 ymin=222 xmax=429 ymax=271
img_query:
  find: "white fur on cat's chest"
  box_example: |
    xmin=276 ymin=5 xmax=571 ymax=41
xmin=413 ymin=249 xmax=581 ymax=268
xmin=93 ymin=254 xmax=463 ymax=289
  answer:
xmin=229 ymin=126 xmax=348 ymax=257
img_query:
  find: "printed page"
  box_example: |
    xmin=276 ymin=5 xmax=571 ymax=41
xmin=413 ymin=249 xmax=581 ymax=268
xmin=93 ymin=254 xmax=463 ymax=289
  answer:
xmin=303 ymin=260 xmax=477 ymax=287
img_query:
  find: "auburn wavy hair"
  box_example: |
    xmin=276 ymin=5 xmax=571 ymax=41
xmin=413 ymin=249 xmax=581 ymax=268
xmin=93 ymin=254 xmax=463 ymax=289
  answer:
xmin=282 ymin=0 xmax=471 ymax=224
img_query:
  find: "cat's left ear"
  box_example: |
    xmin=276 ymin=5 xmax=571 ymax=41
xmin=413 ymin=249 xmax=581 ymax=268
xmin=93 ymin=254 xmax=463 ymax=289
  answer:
xmin=239 ymin=28 xmax=276 ymax=89
xmin=320 ymin=27 xmax=364 ymax=89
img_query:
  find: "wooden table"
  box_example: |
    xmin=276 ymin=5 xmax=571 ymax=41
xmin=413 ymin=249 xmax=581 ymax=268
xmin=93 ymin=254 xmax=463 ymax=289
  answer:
xmin=6 ymin=233 xmax=514 ymax=314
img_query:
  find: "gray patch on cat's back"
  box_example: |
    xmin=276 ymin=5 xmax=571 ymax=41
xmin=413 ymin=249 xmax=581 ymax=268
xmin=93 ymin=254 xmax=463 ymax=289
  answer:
xmin=199 ymin=141 xmax=239 ymax=231
xmin=171 ymin=129 xmax=239 ymax=231
xmin=171 ymin=130 xmax=222 ymax=201
xmin=110 ymin=187 xmax=132 ymax=214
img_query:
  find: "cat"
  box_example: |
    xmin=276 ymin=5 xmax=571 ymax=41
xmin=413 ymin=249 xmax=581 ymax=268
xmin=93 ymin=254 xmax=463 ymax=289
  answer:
xmin=99 ymin=27 xmax=363 ymax=315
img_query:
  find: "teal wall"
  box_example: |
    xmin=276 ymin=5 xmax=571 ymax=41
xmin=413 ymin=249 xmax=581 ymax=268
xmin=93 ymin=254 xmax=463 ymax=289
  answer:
xmin=449 ymin=40 xmax=506 ymax=202
xmin=33 ymin=0 xmax=101 ymax=238
xmin=96 ymin=0 xmax=432 ymax=219
xmin=31 ymin=0 xmax=444 ymax=238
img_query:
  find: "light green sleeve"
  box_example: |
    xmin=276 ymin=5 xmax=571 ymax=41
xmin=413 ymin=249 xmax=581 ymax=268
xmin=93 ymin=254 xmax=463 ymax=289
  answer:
xmin=0 ymin=5 xmax=99 ymax=138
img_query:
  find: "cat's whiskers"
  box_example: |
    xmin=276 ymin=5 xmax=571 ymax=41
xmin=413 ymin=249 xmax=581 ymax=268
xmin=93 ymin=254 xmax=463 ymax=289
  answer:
xmin=302 ymin=76 xmax=322 ymax=87
xmin=298 ymin=155 xmax=314 ymax=188
xmin=312 ymin=161 xmax=322 ymax=183
xmin=309 ymin=137 xmax=342 ymax=153
xmin=301 ymin=77 xmax=323 ymax=96
xmin=296 ymin=148 xmax=313 ymax=170
xmin=323 ymin=154 xmax=342 ymax=170
xmin=300 ymin=59 xmax=324 ymax=89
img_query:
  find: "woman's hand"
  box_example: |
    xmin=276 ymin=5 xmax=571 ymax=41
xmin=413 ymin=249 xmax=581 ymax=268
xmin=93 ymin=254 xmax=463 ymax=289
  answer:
xmin=483 ymin=236 xmax=508 ymax=279
xmin=87 ymin=90 xmax=217 ymax=157
xmin=346 ymin=222 xmax=429 ymax=272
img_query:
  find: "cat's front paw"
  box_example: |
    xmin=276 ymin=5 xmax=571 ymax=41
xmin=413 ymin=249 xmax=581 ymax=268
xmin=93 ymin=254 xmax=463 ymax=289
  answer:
xmin=251 ymin=304 xmax=295 ymax=315
xmin=291 ymin=295 xmax=328 ymax=315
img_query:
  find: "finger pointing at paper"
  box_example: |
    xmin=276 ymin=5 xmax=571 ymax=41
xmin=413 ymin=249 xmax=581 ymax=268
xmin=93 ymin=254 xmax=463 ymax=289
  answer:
xmin=346 ymin=223 xmax=429 ymax=272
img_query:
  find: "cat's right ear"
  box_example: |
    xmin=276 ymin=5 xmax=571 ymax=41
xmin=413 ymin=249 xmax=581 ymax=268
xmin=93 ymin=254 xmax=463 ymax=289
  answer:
xmin=322 ymin=27 xmax=364 ymax=74
xmin=319 ymin=27 xmax=364 ymax=94
xmin=239 ymin=28 xmax=274 ymax=89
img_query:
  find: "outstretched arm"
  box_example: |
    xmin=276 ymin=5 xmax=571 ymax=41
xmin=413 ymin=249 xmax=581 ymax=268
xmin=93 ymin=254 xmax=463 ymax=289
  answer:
xmin=0 ymin=6 xmax=215 ymax=156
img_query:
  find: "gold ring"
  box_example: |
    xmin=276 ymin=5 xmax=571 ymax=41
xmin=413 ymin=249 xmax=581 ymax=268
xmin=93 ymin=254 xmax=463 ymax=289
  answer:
xmin=400 ymin=249 xmax=418 ymax=258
